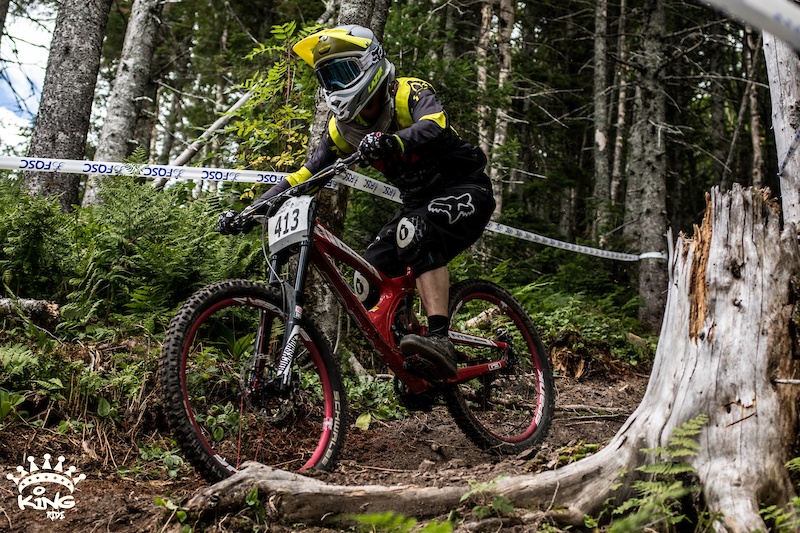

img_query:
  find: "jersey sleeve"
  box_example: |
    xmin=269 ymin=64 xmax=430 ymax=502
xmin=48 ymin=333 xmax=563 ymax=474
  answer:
xmin=393 ymin=79 xmax=455 ymax=154
xmin=287 ymin=117 xmax=354 ymax=186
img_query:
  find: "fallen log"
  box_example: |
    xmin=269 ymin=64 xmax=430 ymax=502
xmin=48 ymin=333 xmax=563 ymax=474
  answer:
xmin=0 ymin=298 xmax=59 ymax=324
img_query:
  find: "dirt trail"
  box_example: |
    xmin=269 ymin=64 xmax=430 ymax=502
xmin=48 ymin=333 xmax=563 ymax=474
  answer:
xmin=0 ymin=374 xmax=647 ymax=532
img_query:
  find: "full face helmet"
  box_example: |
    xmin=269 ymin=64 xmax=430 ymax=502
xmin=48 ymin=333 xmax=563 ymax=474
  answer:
xmin=293 ymin=25 xmax=395 ymax=123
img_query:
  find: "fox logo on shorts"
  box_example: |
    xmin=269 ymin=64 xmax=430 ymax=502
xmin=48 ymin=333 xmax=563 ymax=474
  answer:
xmin=428 ymin=193 xmax=476 ymax=224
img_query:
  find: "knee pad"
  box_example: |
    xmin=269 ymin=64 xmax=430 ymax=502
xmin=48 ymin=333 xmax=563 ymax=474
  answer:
xmin=395 ymin=215 xmax=428 ymax=261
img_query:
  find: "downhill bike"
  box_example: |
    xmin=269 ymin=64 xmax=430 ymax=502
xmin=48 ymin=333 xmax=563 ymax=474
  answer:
xmin=159 ymin=152 xmax=554 ymax=481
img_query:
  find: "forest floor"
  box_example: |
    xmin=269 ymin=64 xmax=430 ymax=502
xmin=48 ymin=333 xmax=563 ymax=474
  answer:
xmin=0 ymin=369 xmax=650 ymax=533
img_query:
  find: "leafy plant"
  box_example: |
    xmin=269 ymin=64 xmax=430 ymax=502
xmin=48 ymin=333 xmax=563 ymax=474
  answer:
xmin=600 ymin=414 xmax=712 ymax=532
xmin=0 ymin=387 xmax=25 ymax=427
xmin=136 ymin=441 xmax=186 ymax=479
xmin=0 ymin=179 xmax=73 ymax=300
xmin=352 ymin=511 xmax=453 ymax=533
xmin=460 ymin=475 xmax=515 ymax=520
xmin=346 ymin=376 xmax=406 ymax=431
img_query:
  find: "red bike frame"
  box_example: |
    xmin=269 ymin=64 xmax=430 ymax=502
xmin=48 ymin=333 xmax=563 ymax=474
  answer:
xmin=309 ymin=221 xmax=510 ymax=394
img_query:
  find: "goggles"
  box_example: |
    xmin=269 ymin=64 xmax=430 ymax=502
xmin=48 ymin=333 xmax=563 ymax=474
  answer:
xmin=316 ymin=58 xmax=363 ymax=92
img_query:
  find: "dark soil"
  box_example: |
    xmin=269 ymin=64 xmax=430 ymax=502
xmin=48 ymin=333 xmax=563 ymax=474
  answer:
xmin=0 ymin=372 xmax=648 ymax=532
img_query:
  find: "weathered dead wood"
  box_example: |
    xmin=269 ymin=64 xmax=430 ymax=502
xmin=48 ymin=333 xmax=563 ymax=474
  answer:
xmin=186 ymin=462 xmax=468 ymax=522
xmin=0 ymin=298 xmax=59 ymax=324
xmin=187 ymin=185 xmax=800 ymax=531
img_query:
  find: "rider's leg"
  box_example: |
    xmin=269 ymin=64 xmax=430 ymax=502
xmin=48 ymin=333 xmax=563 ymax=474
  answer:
xmin=401 ymin=265 xmax=458 ymax=379
xmin=416 ymin=265 xmax=449 ymax=318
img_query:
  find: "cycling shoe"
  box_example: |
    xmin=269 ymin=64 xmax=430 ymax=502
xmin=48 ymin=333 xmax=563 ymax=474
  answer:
xmin=400 ymin=334 xmax=458 ymax=380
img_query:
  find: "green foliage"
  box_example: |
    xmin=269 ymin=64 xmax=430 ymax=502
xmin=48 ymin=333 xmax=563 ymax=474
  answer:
xmin=231 ymin=21 xmax=319 ymax=176
xmin=0 ymin=387 xmax=26 ymax=427
xmin=61 ymin=173 xmax=259 ymax=338
xmin=460 ymin=475 xmax=516 ymax=520
xmin=131 ymin=441 xmax=185 ymax=479
xmin=599 ymin=414 xmax=711 ymax=532
xmin=758 ymin=459 xmax=800 ymax=531
xmin=0 ymin=178 xmax=73 ymax=299
xmin=352 ymin=511 xmax=453 ymax=533
xmin=346 ymin=376 xmax=406 ymax=430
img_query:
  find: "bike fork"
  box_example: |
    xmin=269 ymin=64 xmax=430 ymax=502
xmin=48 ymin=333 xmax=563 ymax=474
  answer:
xmin=270 ymin=201 xmax=318 ymax=392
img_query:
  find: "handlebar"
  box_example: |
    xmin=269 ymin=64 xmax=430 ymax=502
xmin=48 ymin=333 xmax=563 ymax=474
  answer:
xmin=234 ymin=151 xmax=363 ymax=227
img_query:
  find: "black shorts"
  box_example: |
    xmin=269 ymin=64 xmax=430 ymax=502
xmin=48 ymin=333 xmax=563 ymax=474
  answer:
xmin=363 ymin=181 xmax=495 ymax=278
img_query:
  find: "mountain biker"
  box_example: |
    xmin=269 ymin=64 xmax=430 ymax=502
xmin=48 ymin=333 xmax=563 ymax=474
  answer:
xmin=219 ymin=24 xmax=495 ymax=381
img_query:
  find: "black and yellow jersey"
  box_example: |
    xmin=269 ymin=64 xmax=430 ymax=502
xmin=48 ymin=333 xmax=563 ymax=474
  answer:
xmin=284 ymin=77 xmax=488 ymax=203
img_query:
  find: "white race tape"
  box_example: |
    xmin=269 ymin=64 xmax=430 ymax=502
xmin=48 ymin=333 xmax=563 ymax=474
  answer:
xmin=0 ymin=155 xmax=665 ymax=261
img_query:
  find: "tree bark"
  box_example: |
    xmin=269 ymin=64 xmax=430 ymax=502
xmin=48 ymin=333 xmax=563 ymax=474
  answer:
xmin=0 ymin=0 xmax=9 ymax=45
xmin=591 ymin=0 xmax=611 ymax=241
xmin=476 ymin=1 xmax=493 ymax=158
xmin=623 ymin=0 xmax=668 ymax=331
xmin=82 ymin=0 xmax=163 ymax=206
xmin=22 ymin=0 xmax=113 ymax=212
xmin=187 ymin=186 xmax=800 ymax=531
xmin=747 ymin=27 xmax=765 ymax=189
xmin=609 ymin=0 xmax=628 ymax=212
xmin=0 ymin=298 xmax=59 ymax=325
xmin=487 ymin=0 xmax=514 ymax=219
xmin=763 ymin=32 xmax=800 ymax=226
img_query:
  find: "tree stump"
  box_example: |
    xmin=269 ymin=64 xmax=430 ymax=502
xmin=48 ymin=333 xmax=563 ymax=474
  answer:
xmin=186 ymin=185 xmax=800 ymax=531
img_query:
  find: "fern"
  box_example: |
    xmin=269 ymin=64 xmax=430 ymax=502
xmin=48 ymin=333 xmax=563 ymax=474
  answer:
xmin=601 ymin=414 xmax=711 ymax=532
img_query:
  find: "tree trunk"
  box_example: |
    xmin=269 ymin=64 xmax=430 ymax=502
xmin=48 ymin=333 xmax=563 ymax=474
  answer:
xmin=747 ymin=27 xmax=765 ymax=189
xmin=187 ymin=185 xmax=800 ymax=531
xmin=487 ymin=0 xmax=514 ymax=219
xmin=0 ymin=0 xmax=9 ymax=44
xmin=82 ymin=0 xmax=162 ymax=206
xmin=591 ymin=0 xmax=611 ymax=241
xmin=763 ymin=32 xmax=800 ymax=226
xmin=22 ymin=0 xmax=113 ymax=212
xmin=156 ymin=39 xmax=193 ymax=165
xmin=623 ymin=0 xmax=668 ymax=331
xmin=476 ymin=0 xmax=493 ymax=157
xmin=609 ymin=0 xmax=628 ymax=212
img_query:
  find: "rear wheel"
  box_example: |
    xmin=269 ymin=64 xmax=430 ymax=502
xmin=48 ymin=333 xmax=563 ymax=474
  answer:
xmin=443 ymin=279 xmax=553 ymax=453
xmin=159 ymin=280 xmax=346 ymax=481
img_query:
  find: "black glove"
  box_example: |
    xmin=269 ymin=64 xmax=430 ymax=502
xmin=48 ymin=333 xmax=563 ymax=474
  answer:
xmin=358 ymin=132 xmax=401 ymax=163
xmin=217 ymin=210 xmax=245 ymax=235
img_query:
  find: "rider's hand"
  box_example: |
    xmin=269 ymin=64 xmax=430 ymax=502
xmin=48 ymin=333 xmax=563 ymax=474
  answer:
xmin=217 ymin=210 xmax=255 ymax=235
xmin=217 ymin=210 xmax=240 ymax=235
xmin=359 ymin=132 xmax=401 ymax=163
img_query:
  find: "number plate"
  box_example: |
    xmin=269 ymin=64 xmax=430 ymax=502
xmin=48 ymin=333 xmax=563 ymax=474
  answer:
xmin=268 ymin=196 xmax=312 ymax=253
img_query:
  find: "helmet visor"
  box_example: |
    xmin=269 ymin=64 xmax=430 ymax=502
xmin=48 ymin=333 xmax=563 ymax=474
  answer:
xmin=316 ymin=58 xmax=362 ymax=91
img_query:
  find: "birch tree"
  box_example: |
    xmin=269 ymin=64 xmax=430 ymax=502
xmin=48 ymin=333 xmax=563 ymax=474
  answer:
xmin=763 ymin=32 xmax=800 ymax=225
xmin=82 ymin=0 xmax=163 ymax=206
xmin=590 ymin=0 xmax=611 ymax=241
xmin=22 ymin=0 xmax=113 ymax=212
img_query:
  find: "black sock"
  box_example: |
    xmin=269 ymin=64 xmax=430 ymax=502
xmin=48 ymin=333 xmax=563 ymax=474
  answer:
xmin=427 ymin=315 xmax=449 ymax=337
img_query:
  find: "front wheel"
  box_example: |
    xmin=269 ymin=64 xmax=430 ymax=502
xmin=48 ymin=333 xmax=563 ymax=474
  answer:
xmin=159 ymin=280 xmax=347 ymax=481
xmin=443 ymin=279 xmax=554 ymax=454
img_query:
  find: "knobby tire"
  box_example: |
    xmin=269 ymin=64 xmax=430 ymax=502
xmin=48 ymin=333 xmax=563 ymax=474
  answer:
xmin=443 ymin=279 xmax=554 ymax=454
xmin=159 ymin=280 xmax=347 ymax=481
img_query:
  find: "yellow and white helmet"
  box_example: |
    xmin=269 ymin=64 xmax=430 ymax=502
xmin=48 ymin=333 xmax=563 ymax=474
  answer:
xmin=293 ymin=25 xmax=395 ymax=123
